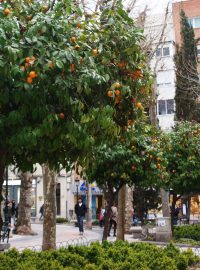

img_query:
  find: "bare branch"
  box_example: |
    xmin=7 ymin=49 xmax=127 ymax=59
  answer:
xmin=50 ymin=0 xmax=56 ymax=11
xmin=127 ymin=0 xmax=137 ymax=13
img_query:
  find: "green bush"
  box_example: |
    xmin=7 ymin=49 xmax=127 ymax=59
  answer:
xmin=175 ymin=238 xmax=200 ymax=246
xmin=92 ymin=220 xmax=100 ymax=226
xmin=173 ymin=224 xmax=200 ymax=241
xmin=0 ymin=242 xmax=199 ymax=270
xmin=56 ymin=217 xmax=68 ymax=223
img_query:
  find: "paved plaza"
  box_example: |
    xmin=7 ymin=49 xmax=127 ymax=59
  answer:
xmin=8 ymin=223 xmax=140 ymax=250
xmin=5 ymin=223 xmax=200 ymax=256
xmin=9 ymin=223 xmax=103 ymax=250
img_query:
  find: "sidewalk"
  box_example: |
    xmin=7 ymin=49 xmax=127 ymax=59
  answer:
xmin=9 ymin=223 xmax=102 ymax=250
xmin=7 ymin=223 xmax=200 ymax=256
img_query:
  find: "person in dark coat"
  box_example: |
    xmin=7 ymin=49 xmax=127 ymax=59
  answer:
xmin=75 ymin=197 xmax=87 ymax=235
xmin=39 ymin=204 xmax=44 ymax=220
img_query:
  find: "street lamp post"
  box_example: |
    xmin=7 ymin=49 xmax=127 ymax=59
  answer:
xmin=75 ymin=177 xmax=80 ymax=203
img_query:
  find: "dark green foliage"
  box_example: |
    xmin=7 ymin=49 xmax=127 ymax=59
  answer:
xmin=173 ymin=224 xmax=200 ymax=241
xmin=165 ymin=121 xmax=200 ymax=194
xmin=56 ymin=217 xmax=68 ymax=224
xmin=174 ymin=10 xmax=200 ymax=121
xmin=0 ymin=241 xmax=198 ymax=270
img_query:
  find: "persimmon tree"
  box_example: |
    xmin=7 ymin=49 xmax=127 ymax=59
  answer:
xmin=0 ymin=0 xmax=153 ymax=249
xmin=165 ymin=121 xmax=200 ymax=224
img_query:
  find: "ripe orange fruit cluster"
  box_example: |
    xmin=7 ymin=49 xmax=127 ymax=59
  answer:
xmin=24 ymin=56 xmax=36 ymax=69
xmin=117 ymin=61 xmax=127 ymax=68
xmin=26 ymin=71 xmax=37 ymax=84
xmin=115 ymin=82 xmax=121 ymax=96
xmin=70 ymin=63 xmax=75 ymax=72
xmin=131 ymin=165 xmax=136 ymax=171
xmin=92 ymin=48 xmax=98 ymax=56
xmin=127 ymin=120 xmax=134 ymax=126
xmin=107 ymin=82 xmax=122 ymax=98
xmin=156 ymin=163 xmax=161 ymax=169
xmin=76 ymin=23 xmax=81 ymax=29
xmin=127 ymin=68 xmax=143 ymax=81
xmin=107 ymin=90 xmax=113 ymax=97
xmin=70 ymin=36 xmax=76 ymax=43
xmin=74 ymin=45 xmax=80 ymax=50
xmin=136 ymin=102 xmax=143 ymax=109
xmin=115 ymin=82 xmax=120 ymax=89
xmin=41 ymin=5 xmax=48 ymax=13
xmin=48 ymin=61 xmax=54 ymax=69
xmin=115 ymin=90 xmax=120 ymax=96
xmin=59 ymin=113 xmax=65 ymax=119
xmin=4 ymin=8 xmax=11 ymax=16
xmin=131 ymin=97 xmax=136 ymax=103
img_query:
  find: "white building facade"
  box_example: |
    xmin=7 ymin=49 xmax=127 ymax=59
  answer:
xmin=3 ymin=165 xmax=103 ymax=221
xmin=131 ymin=0 xmax=176 ymax=130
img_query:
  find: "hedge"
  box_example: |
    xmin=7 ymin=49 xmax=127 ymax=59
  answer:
xmin=0 ymin=241 xmax=198 ymax=270
xmin=56 ymin=217 xmax=68 ymax=224
xmin=173 ymin=224 xmax=200 ymax=241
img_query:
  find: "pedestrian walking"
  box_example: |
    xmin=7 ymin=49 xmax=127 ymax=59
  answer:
xmin=11 ymin=200 xmax=16 ymax=225
xmin=75 ymin=197 xmax=87 ymax=235
xmin=39 ymin=204 xmax=44 ymax=220
xmin=3 ymin=200 xmax=12 ymax=225
xmin=98 ymin=206 xmax=105 ymax=228
xmin=108 ymin=203 xmax=118 ymax=237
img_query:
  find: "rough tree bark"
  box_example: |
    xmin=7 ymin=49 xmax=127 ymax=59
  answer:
xmin=102 ymin=184 xmax=115 ymax=242
xmin=15 ymin=172 xmax=36 ymax=235
xmin=42 ymin=164 xmax=57 ymax=250
xmin=86 ymin=182 xmax=92 ymax=230
xmin=117 ymin=184 xmax=126 ymax=241
xmin=125 ymin=186 xmax=134 ymax=233
xmin=160 ymin=188 xmax=170 ymax=217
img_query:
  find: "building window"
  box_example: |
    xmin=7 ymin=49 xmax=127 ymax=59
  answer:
xmin=157 ymin=99 xmax=175 ymax=115
xmin=188 ymin=17 xmax=200 ymax=28
xmin=163 ymin=47 xmax=170 ymax=56
xmin=155 ymin=46 xmax=170 ymax=57
xmin=155 ymin=48 xmax=161 ymax=57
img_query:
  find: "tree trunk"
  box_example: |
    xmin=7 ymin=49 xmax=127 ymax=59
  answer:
xmin=86 ymin=182 xmax=92 ymax=230
xmin=171 ymin=192 xmax=177 ymax=229
xmin=124 ymin=186 xmax=133 ymax=233
xmin=185 ymin=194 xmax=191 ymax=224
xmin=102 ymin=185 xmax=115 ymax=242
xmin=0 ymin=148 xmax=6 ymax=231
xmin=160 ymin=188 xmax=170 ymax=217
xmin=42 ymin=164 xmax=57 ymax=250
xmin=15 ymin=172 xmax=36 ymax=235
xmin=117 ymin=184 xmax=126 ymax=241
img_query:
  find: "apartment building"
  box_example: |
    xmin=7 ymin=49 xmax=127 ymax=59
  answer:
xmin=172 ymin=0 xmax=200 ymax=71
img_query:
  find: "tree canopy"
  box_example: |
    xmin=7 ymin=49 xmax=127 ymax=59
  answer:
xmin=174 ymin=10 xmax=200 ymax=122
xmin=165 ymin=121 xmax=200 ymax=194
xmin=0 ymin=0 xmax=154 ymax=174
